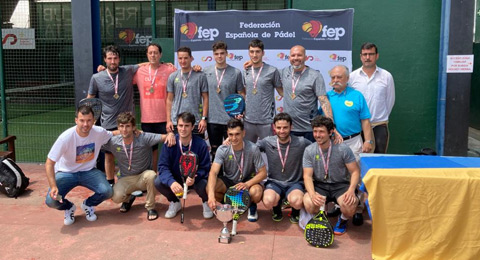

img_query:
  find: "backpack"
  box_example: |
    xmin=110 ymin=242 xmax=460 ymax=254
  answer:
xmin=0 ymin=158 xmax=30 ymax=198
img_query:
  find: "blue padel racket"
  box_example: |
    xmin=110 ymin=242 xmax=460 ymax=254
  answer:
xmin=79 ymin=98 xmax=102 ymax=122
xmin=224 ymin=186 xmax=250 ymax=235
xmin=178 ymin=151 xmax=198 ymax=224
xmin=304 ymin=206 xmax=334 ymax=248
xmin=224 ymin=94 xmax=245 ymax=118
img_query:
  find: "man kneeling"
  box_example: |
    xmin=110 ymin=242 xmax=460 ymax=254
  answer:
xmin=103 ymin=112 xmax=175 ymax=220
xmin=302 ymin=116 xmax=360 ymax=235
xmin=207 ymin=119 xmax=266 ymax=222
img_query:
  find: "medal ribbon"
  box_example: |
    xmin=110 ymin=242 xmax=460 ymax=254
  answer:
xmin=121 ymin=140 xmax=133 ymax=170
xmin=215 ymin=67 xmax=226 ymax=92
xmin=106 ymin=70 xmax=119 ymax=97
xmin=318 ymin=141 xmax=332 ymax=180
xmin=149 ymin=65 xmax=159 ymax=88
xmin=181 ymin=70 xmax=192 ymax=96
xmin=178 ymin=138 xmax=193 ymax=155
xmin=251 ymin=65 xmax=263 ymax=92
xmin=276 ymin=136 xmax=291 ymax=173
xmin=231 ymin=142 xmax=245 ymax=180
xmin=291 ymin=67 xmax=306 ymax=95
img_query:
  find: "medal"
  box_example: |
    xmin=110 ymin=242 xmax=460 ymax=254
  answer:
xmin=181 ymin=70 xmax=192 ymax=100
xmin=291 ymin=93 xmax=296 ymax=99
xmin=216 ymin=88 xmax=221 ymax=94
xmin=291 ymin=67 xmax=306 ymax=101
xmin=113 ymin=93 xmax=119 ymax=99
xmin=182 ymin=92 xmax=188 ymax=98
xmin=107 ymin=70 xmax=119 ymax=100
xmin=252 ymin=89 xmax=257 ymax=95
xmin=251 ymin=65 xmax=263 ymax=96
xmin=150 ymin=87 xmax=154 ymax=93
xmin=215 ymin=67 xmax=226 ymax=95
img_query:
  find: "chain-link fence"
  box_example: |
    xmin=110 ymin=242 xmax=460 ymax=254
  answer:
xmin=1 ymin=0 xmax=286 ymax=162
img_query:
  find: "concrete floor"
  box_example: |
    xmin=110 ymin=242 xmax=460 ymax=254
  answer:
xmin=0 ymin=163 xmax=372 ymax=260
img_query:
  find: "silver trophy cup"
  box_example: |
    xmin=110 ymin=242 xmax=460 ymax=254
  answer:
xmin=215 ymin=204 xmax=233 ymax=244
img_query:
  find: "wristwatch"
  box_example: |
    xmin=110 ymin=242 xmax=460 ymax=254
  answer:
xmin=201 ymin=116 xmax=207 ymax=120
xmin=366 ymin=140 xmax=374 ymax=144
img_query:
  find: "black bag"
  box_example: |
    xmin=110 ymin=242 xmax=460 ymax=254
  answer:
xmin=0 ymin=158 xmax=30 ymax=198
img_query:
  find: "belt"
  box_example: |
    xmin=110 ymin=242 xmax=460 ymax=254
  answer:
xmin=342 ymin=132 xmax=360 ymax=141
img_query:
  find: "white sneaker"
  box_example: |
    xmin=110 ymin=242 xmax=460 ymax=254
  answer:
xmin=165 ymin=201 xmax=181 ymax=219
xmin=64 ymin=204 xmax=76 ymax=225
xmin=248 ymin=204 xmax=258 ymax=222
xmin=81 ymin=200 xmax=97 ymax=222
xmin=202 ymin=201 xmax=214 ymax=219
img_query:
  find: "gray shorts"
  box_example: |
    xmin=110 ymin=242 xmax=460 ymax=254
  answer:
xmin=244 ymin=121 xmax=273 ymax=143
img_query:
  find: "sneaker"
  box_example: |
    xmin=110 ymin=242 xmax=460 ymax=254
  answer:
xmin=272 ymin=205 xmax=283 ymax=222
xmin=353 ymin=212 xmax=364 ymax=226
xmin=64 ymin=204 xmax=76 ymax=226
xmin=165 ymin=201 xmax=181 ymax=219
xmin=81 ymin=200 xmax=97 ymax=222
xmin=333 ymin=217 xmax=348 ymax=235
xmin=202 ymin=201 xmax=214 ymax=219
xmin=289 ymin=208 xmax=300 ymax=224
xmin=247 ymin=203 xmax=258 ymax=222
xmin=327 ymin=203 xmax=341 ymax=217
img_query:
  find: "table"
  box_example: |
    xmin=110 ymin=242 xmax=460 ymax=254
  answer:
xmin=361 ymin=155 xmax=480 ymax=260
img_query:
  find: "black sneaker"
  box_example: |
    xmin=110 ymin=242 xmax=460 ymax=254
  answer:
xmin=327 ymin=204 xmax=341 ymax=217
xmin=272 ymin=205 xmax=283 ymax=222
xmin=352 ymin=212 xmax=364 ymax=226
xmin=289 ymin=208 xmax=300 ymax=224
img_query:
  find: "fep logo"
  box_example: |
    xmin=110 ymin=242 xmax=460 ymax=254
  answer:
xmin=329 ymin=54 xmax=347 ymax=62
xmin=277 ymin=53 xmax=289 ymax=60
xmin=180 ymin=22 xmax=219 ymax=41
xmin=119 ymin=29 xmax=135 ymax=44
xmin=180 ymin=22 xmax=198 ymax=39
xmin=201 ymin=56 xmax=213 ymax=62
xmin=228 ymin=53 xmax=243 ymax=61
xmin=302 ymin=20 xmax=345 ymax=40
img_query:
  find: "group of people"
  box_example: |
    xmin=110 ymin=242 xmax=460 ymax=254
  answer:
xmin=44 ymin=39 xmax=395 ymax=237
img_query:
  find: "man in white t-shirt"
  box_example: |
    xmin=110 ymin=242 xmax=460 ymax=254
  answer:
xmin=45 ymin=105 xmax=114 ymax=225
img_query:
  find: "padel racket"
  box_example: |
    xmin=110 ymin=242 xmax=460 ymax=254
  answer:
xmin=224 ymin=94 xmax=245 ymax=118
xmin=304 ymin=206 xmax=334 ymax=248
xmin=178 ymin=151 xmax=198 ymax=223
xmin=224 ymin=186 xmax=250 ymax=235
xmin=79 ymin=98 xmax=102 ymax=122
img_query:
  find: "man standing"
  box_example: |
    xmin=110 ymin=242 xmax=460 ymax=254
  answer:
xmin=103 ymin=112 xmax=175 ymax=221
xmin=155 ymin=112 xmax=213 ymax=219
xmin=207 ymin=118 xmax=266 ymax=222
xmin=280 ymin=45 xmax=333 ymax=142
xmin=243 ymin=39 xmax=283 ymax=143
xmin=257 ymin=113 xmax=311 ymax=223
xmin=303 ymin=116 xmax=360 ymax=235
xmin=349 ymin=42 xmax=395 ymax=153
xmin=45 ymin=105 xmax=113 ymax=225
xmin=88 ymin=45 xmax=139 ymax=183
xmin=166 ymin=47 xmax=209 ymax=138
xmin=204 ymin=41 xmax=244 ymax=159
xmin=133 ymin=43 xmax=176 ymax=172
xmin=327 ymin=65 xmax=373 ymax=160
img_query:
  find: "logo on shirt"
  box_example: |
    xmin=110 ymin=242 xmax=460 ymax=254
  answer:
xmin=315 ymin=154 xmax=320 ymax=160
xmin=116 ymin=147 xmax=122 ymax=153
xmin=180 ymin=22 xmax=219 ymax=41
xmin=344 ymin=100 xmax=353 ymax=107
xmin=228 ymin=155 xmax=233 ymax=160
xmin=302 ymin=20 xmax=345 ymax=40
xmin=76 ymin=143 xmax=95 ymax=163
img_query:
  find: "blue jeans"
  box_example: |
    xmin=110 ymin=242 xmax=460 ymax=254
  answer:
xmin=45 ymin=168 xmax=113 ymax=210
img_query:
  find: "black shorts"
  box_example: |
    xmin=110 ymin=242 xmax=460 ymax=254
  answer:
xmin=314 ymin=182 xmax=356 ymax=203
xmin=141 ymin=122 xmax=167 ymax=151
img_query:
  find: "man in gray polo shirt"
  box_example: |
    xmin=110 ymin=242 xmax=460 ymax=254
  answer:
xmin=88 ymin=45 xmax=139 ymax=183
xmin=207 ymin=118 xmax=267 ymax=222
xmin=243 ymin=39 xmax=283 ymax=143
xmin=303 ymin=116 xmax=360 ymax=236
xmin=280 ymin=45 xmax=334 ymax=142
xmin=257 ymin=113 xmax=311 ymax=223
xmin=103 ymin=112 xmax=175 ymax=221
xmin=166 ymin=46 xmax=209 ymax=138
xmin=204 ymin=41 xmax=244 ymax=160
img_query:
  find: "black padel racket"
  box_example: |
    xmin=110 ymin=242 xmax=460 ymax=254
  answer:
xmin=79 ymin=98 xmax=102 ymax=122
xmin=178 ymin=151 xmax=198 ymax=223
xmin=224 ymin=94 xmax=245 ymax=118
xmin=304 ymin=206 xmax=334 ymax=248
xmin=224 ymin=186 xmax=250 ymax=235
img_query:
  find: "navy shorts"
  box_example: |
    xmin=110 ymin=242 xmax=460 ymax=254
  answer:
xmin=265 ymin=180 xmax=304 ymax=199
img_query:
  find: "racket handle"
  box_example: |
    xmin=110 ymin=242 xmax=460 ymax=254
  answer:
xmin=183 ymin=183 xmax=188 ymax=199
xmin=181 ymin=212 xmax=184 ymax=223
xmin=231 ymin=220 xmax=237 ymax=236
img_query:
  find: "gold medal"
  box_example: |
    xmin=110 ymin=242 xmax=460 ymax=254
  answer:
xmin=182 ymin=92 xmax=188 ymax=98
xmin=291 ymin=93 xmax=296 ymax=99
xmin=150 ymin=87 xmax=154 ymax=93
xmin=113 ymin=93 xmax=119 ymax=99
xmin=128 ymin=166 xmax=131 ymax=171
xmin=216 ymin=88 xmax=221 ymax=94
xmin=252 ymin=89 xmax=257 ymax=95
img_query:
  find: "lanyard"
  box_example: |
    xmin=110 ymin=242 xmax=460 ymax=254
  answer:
xmin=276 ymin=136 xmax=291 ymax=173
xmin=215 ymin=67 xmax=226 ymax=92
xmin=149 ymin=65 xmax=159 ymax=88
xmin=106 ymin=70 xmax=119 ymax=97
xmin=251 ymin=65 xmax=263 ymax=92
xmin=231 ymin=142 xmax=244 ymax=180
xmin=178 ymin=138 xmax=192 ymax=155
xmin=291 ymin=67 xmax=306 ymax=95
xmin=121 ymin=140 xmax=133 ymax=171
xmin=181 ymin=70 xmax=193 ymax=96
xmin=318 ymin=141 xmax=332 ymax=180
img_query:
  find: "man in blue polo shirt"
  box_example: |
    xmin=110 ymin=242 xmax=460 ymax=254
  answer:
xmin=327 ymin=65 xmax=373 ymax=160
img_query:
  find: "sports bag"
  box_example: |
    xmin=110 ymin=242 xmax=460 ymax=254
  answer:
xmin=0 ymin=158 xmax=30 ymax=198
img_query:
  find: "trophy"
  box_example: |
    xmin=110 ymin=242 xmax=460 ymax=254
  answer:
xmin=214 ymin=204 xmax=233 ymax=244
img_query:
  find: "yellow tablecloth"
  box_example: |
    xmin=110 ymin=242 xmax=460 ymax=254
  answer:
xmin=364 ymin=168 xmax=480 ymax=260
